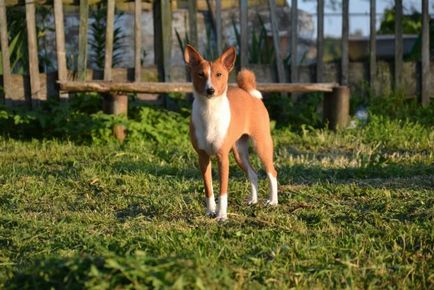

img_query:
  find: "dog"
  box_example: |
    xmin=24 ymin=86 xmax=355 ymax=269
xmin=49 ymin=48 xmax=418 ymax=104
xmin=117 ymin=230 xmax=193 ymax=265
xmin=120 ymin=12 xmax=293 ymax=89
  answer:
xmin=184 ymin=45 xmax=278 ymax=221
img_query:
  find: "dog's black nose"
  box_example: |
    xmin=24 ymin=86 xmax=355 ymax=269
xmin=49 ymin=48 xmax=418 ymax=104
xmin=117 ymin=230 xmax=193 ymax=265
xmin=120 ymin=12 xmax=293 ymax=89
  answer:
xmin=206 ymin=88 xmax=215 ymax=95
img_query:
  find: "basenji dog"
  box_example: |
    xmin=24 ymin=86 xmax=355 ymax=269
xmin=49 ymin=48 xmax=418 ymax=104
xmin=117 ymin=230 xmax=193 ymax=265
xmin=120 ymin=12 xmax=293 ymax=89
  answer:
xmin=184 ymin=45 xmax=278 ymax=221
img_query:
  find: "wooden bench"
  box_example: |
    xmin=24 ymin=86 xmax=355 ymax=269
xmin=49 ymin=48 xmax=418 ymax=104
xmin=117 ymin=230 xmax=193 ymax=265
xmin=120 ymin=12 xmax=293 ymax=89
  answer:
xmin=58 ymin=80 xmax=350 ymax=139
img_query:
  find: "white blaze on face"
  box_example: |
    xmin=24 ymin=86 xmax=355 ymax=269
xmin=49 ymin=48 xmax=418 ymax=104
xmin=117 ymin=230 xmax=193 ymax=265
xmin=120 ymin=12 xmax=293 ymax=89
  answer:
xmin=206 ymin=66 xmax=213 ymax=92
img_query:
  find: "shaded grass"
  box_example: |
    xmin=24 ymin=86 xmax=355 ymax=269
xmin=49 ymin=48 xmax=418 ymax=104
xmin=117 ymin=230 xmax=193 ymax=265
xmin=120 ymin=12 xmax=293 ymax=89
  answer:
xmin=0 ymin=113 xmax=433 ymax=289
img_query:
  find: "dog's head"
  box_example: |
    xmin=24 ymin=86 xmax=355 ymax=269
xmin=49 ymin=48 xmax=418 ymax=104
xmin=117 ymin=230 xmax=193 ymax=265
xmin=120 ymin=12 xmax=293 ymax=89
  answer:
xmin=184 ymin=45 xmax=236 ymax=98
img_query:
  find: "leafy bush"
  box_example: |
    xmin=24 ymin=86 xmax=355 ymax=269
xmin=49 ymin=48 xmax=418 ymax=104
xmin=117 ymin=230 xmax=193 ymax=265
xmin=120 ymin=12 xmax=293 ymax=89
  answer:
xmin=0 ymin=94 xmax=190 ymax=146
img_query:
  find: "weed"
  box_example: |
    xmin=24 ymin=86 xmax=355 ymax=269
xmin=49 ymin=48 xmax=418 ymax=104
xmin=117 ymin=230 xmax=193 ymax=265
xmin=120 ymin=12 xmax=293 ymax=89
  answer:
xmin=89 ymin=2 xmax=125 ymax=69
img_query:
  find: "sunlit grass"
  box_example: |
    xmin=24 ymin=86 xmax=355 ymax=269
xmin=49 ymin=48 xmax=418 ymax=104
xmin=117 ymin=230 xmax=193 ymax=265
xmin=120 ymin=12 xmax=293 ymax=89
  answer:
xmin=0 ymin=112 xmax=433 ymax=289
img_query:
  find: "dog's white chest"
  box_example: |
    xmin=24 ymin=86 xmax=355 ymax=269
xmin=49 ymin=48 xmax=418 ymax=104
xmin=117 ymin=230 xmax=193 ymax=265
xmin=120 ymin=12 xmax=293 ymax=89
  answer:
xmin=192 ymin=95 xmax=231 ymax=155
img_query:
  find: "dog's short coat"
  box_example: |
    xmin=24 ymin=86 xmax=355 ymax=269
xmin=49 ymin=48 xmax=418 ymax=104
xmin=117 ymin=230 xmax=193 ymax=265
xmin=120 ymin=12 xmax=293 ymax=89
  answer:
xmin=184 ymin=45 xmax=278 ymax=221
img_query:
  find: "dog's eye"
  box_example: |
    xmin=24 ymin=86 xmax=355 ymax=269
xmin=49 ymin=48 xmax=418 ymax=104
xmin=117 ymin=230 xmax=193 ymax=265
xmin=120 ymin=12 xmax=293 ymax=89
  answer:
xmin=198 ymin=72 xmax=205 ymax=77
xmin=216 ymin=72 xmax=222 ymax=77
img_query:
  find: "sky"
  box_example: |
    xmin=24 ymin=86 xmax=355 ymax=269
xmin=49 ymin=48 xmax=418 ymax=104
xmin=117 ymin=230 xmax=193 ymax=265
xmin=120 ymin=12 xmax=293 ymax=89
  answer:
xmin=294 ymin=0 xmax=434 ymax=37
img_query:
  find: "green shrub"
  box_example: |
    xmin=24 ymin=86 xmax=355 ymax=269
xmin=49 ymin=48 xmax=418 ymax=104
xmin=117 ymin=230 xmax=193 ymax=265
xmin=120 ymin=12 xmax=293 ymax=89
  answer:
xmin=0 ymin=94 xmax=190 ymax=146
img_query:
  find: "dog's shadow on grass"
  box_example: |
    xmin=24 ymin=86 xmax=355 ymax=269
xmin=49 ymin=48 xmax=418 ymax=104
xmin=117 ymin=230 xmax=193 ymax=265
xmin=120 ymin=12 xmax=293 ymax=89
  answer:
xmin=111 ymin=159 xmax=252 ymax=181
xmin=111 ymin=160 xmax=200 ymax=179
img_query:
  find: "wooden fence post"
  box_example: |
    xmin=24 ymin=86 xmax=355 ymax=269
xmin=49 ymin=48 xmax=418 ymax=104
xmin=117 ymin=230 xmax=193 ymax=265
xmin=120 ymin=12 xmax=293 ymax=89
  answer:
xmin=54 ymin=0 xmax=68 ymax=100
xmin=394 ymin=0 xmax=403 ymax=90
xmin=369 ymin=0 xmax=376 ymax=96
xmin=290 ymin=0 xmax=298 ymax=101
xmin=188 ymin=0 xmax=198 ymax=48
xmin=421 ymin=0 xmax=430 ymax=107
xmin=205 ymin=0 xmax=217 ymax=49
xmin=341 ymin=0 xmax=349 ymax=86
xmin=215 ymin=0 xmax=222 ymax=55
xmin=77 ymin=0 xmax=88 ymax=81
xmin=268 ymin=0 xmax=286 ymax=83
xmin=323 ymin=86 xmax=350 ymax=130
xmin=134 ymin=0 xmax=142 ymax=82
xmin=25 ymin=0 xmax=42 ymax=107
xmin=316 ymin=0 xmax=324 ymax=82
xmin=290 ymin=0 xmax=297 ymax=83
xmin=0 ymin=0 xmax=12 ymax=104
xmin=104 ymin=0 xmax=115 ymax=81
xmin=153 ymin=0 xmax=172 ymax=82
xmin=239 ymin=0 xmax=248 ymax=69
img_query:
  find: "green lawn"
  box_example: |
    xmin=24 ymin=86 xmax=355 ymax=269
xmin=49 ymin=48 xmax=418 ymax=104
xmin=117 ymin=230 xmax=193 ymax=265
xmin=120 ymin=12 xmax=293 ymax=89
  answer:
xmin=0 ymin=109 xmax=433 ymax=289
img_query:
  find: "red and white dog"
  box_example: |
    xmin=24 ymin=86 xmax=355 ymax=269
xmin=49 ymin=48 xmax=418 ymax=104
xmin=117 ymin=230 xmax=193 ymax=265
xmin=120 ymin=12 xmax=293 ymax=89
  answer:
xmin=184 ymin=45 xmax=278 ymax=221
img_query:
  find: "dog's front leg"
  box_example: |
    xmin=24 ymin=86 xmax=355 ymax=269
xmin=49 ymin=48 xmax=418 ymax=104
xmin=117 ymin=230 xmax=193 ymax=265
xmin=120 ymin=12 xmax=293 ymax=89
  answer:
xmin=198 ymin=151 xmax=216 ymax=216
xmin=216 ymin=152 xmax=229 ymax=221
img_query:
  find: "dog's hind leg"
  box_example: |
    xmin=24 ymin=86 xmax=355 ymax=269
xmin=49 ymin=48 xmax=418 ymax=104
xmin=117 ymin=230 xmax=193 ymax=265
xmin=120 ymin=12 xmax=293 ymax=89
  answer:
xmin=251 ymin=132 xmax=278 ymax=205
xmin=233 ymin=135 xmax=258 ymax=205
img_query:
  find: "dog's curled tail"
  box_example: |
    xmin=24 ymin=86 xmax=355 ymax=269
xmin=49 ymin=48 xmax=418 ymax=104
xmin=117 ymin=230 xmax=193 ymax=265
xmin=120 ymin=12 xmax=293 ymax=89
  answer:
xmin=236 ymin=69 xmax=262 ymax=99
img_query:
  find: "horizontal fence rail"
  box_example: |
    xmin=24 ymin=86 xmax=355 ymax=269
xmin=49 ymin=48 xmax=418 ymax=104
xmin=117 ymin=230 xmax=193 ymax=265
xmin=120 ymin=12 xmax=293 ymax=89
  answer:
xmin=58 ymin=81 xmax=338 ymax=94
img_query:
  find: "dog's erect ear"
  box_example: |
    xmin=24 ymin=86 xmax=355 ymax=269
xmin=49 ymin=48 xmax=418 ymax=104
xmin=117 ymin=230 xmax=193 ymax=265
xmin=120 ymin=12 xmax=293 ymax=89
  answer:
xmin=184 ymin=45 xmax=203 ymax=67
xmin=219 ymin=47 xmax=236 ymax=72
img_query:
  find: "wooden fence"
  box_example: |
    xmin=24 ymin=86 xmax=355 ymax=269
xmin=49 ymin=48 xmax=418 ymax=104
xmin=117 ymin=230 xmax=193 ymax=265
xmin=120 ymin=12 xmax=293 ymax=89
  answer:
xmin=0 ymin=0 xmax=431 ymax=108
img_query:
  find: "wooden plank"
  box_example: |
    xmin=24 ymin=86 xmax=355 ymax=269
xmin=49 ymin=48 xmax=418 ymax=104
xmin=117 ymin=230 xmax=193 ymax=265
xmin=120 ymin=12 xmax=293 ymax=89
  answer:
xmin=77 ymin=0 xmax=88 ymax=81
xmin=134 ymin=0 xmax=142 ymax=82
xmin=268 ymin=0 xmax=285 ymax=83
xmin=104 ymin=0 xmax=115 ymax=81
xmin=0 ymin=0 xmax=12 ymax=102
xmin=421 ymin=0 xmax=430 ymax=107
xmin=316 ymin=0 xmax=324 ymax=82
xmin=394 ymin=0 xmax=402 ymax=90
xmin=341 ymin=0 xmax=349 ymax=85
xmin=239 ymin=0 xmax=248 ymax=68
xmin=369 ymin=0 xmax=376 ymax=93
xmin=290 ymin=0 xmax=297 ymax=83
xmin=25 ymin=0 xmax=42 ymax=105
xmin=187 ymin=0 xmax=198 ymax=47
xmin=59 ymin=81 xmax=338 ymax=94
xmin=54 ymin=0 xmax=68 ymax=100
xmin=153 ymin=0 xmax=172 ymax=81
xmin=215 ymin=0 xmax=222 ymax=55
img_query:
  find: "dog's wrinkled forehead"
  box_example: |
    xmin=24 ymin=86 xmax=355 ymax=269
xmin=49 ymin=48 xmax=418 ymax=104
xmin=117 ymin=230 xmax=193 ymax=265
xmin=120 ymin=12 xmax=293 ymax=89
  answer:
xmin=195 ymin=61 xmax=211 ymax=73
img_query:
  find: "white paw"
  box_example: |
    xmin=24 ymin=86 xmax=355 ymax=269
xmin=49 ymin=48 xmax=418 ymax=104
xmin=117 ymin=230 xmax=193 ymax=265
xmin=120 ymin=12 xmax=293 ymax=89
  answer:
xmin=248 ymin=197 xmax=258 ymax=205
xmin=215 ymin=215 xmax=228 ymax=222
xmin=265 ymin=199 xmax=278 ymax=206
xmin=206 ymin=197 xmax=216 ymax=217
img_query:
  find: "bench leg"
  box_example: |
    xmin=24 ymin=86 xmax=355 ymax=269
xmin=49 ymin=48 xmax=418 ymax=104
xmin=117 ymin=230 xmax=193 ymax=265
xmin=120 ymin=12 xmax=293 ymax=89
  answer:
xmin=103 ymin=93 xmax=128 ymax=142
xmin=323 ymin=86 xmax=350 ymax=130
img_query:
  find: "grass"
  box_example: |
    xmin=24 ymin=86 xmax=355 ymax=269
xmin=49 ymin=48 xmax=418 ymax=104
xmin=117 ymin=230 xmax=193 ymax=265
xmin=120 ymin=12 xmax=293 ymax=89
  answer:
xmin=0 ymin=106 xmax=433 ymax=289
